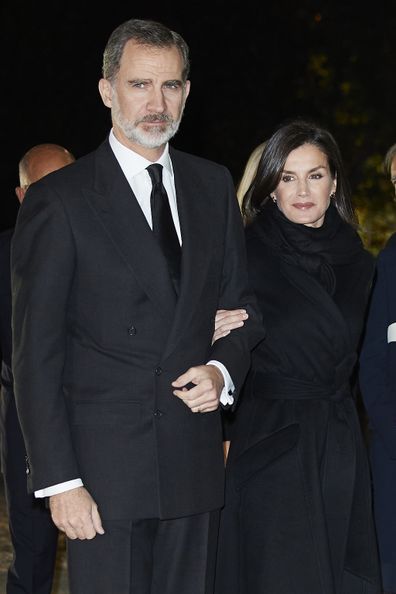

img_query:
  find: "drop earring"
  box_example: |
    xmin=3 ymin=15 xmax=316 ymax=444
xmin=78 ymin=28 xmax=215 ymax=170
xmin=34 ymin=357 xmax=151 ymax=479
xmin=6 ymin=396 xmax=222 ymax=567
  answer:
xmin=329 ymin=192 xmax=336 ymax=199
xmin=271 ymin=195 xmax=277 ymax=203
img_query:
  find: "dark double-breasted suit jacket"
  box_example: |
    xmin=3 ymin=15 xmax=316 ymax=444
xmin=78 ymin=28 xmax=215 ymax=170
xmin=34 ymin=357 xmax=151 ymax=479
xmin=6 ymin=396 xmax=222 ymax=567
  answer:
xmin=359 ymin=232 xmax=396 ymax=589
xmin=360 ymin=233 xmax=396 ymax=456
xmin=11 ymin=139 xmax=264 ymax=521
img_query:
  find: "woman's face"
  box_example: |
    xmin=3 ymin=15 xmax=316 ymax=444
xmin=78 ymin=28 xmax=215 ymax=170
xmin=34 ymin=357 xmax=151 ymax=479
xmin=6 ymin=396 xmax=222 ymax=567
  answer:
xmin=272 ymin=143 xmax=337 ymax=228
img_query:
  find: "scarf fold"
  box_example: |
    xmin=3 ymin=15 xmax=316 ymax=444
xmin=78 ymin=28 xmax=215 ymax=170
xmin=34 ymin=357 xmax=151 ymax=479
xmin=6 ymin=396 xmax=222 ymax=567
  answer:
xmin=249 ymin=200 xmax=365 ymax=295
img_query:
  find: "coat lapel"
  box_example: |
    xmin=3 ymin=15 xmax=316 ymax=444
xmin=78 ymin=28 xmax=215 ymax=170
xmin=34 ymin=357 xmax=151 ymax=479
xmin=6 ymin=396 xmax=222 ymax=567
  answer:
xmin=84 ymin=142 xmax=177 ymax=320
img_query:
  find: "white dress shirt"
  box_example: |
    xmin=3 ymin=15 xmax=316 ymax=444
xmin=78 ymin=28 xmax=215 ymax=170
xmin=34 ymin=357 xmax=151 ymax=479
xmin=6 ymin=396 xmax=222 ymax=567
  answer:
xmin=34 ymin=131 xmax=234 ymax=498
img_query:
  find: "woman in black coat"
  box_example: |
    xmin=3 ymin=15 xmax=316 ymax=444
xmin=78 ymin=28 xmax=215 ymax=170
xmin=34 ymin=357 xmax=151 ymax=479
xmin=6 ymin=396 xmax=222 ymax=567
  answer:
xmin=214 ymin=119 xmax=381 ymax=594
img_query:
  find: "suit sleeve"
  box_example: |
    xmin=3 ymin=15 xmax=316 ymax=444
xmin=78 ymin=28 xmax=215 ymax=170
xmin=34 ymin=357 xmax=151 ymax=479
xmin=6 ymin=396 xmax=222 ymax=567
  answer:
xmin=11 ymin=182 xmax=80 ymax=491
xmin=359 ymin=245 xmax=396 ymax=459
xmin=208 ymin=167 xmax=265 ymax=402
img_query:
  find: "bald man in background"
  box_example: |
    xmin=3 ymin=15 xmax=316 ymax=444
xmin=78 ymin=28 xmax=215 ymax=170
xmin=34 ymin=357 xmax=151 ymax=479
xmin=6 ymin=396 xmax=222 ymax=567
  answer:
xmin=0 ymin=144 xmax=75 ymax=594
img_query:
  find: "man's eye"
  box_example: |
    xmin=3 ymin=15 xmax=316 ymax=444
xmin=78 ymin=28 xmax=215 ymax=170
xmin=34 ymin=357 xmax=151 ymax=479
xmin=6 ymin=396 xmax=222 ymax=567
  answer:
xmin=164 ymin=82 xmax=181 ymax=90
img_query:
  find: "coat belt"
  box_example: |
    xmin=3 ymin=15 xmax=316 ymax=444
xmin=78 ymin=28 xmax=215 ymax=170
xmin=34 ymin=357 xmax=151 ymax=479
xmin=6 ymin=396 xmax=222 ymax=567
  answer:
xmin=252 ymin=371 xmax=351 ymax=402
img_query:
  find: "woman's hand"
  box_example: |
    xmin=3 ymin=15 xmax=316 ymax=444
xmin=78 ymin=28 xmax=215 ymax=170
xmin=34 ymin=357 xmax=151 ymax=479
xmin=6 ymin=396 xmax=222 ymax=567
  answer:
xmin=212 ymin=309 xmax=248 ymax=345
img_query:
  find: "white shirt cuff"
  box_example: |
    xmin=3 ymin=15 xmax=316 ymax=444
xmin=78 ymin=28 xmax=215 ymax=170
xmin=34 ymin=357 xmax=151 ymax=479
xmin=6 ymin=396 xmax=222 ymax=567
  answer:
xmin=34 ymin=478 xmax=83 ymax=498
xmin=388 ymin=322 xmax=396 ymax=343
xmin=207 ymin=360 xmax=235 ymax=405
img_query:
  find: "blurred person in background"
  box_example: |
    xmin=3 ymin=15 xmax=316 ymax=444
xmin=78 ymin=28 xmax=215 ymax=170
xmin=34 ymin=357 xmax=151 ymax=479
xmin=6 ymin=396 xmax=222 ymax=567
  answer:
xmin=235 ymin=141 xmax=266 ymax=207
xmin=0 ymin=143 xmax=75 ymax=594
xmin=359 ymin=142 xmax=396 ymax=594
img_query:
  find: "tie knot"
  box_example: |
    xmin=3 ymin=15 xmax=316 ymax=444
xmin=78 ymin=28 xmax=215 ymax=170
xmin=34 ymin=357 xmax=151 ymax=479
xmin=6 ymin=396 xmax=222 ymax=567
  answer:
xmin=147 ymin=163 xmax=163 ymax=186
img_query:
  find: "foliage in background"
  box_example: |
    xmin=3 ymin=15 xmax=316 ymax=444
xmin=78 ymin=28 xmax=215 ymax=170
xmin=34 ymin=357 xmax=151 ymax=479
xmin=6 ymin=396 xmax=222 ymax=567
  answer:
xmin=355 ymin=154 xmax=396 ymax=255
xmin=192 ymin=1 xmax=396 ymax=256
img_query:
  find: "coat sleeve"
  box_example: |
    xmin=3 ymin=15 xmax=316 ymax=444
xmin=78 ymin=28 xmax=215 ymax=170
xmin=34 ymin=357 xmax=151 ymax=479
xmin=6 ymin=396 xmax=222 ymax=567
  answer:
xmin=208 ymin=167 xmax=265 ymax=402
xmin=11 ymin=181 xmax=80 ymax=491
xmin=359 ymin=241 xmax=396 ymax=459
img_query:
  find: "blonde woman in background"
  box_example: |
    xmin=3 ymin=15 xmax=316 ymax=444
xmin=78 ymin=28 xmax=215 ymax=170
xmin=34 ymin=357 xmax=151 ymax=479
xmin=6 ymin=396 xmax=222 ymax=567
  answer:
xmin=236 ymin=141 xmax=266 ymax=206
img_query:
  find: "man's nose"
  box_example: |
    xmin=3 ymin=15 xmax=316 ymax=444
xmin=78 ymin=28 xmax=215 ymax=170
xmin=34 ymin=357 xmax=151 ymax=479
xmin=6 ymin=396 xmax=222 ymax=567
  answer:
xmin=147 ymin=87 xmax=166 ymax=112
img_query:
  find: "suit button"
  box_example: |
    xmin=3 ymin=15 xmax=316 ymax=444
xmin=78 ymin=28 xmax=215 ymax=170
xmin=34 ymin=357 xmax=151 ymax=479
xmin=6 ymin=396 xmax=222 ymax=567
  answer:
xmin=155 ymin=367 xmax=162 ymax=375
xmin=153 ymin=409 xmax=163 ymax=418
xmin=127 ymin=325 xmax=137 ymax=336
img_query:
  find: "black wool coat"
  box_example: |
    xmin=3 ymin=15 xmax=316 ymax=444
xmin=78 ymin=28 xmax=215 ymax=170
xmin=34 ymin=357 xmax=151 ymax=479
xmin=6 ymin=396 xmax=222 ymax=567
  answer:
xmin=216 ymin=204 xmax=381 ymax=594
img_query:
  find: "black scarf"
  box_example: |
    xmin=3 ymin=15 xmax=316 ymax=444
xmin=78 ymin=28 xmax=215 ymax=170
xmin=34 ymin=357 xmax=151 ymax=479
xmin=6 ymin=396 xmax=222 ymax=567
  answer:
xmin=249 ymin=200 xmax=365 ymax=295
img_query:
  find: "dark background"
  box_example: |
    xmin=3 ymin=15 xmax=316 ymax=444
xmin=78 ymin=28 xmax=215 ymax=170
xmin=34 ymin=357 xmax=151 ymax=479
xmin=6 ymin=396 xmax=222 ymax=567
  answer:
xmin=2 ymin=0 xmax=396 ymax=246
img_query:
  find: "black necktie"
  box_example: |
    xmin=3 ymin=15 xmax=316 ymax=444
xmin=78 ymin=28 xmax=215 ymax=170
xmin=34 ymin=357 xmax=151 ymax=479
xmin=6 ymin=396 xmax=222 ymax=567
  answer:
xmin=147 ymin=164 xmax=181 ymax=292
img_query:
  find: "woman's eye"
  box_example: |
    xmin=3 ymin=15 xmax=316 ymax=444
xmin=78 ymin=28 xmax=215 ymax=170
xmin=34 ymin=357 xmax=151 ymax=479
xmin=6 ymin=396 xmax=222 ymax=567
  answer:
xmin=282 ymin=175 xmax=294 ymax=183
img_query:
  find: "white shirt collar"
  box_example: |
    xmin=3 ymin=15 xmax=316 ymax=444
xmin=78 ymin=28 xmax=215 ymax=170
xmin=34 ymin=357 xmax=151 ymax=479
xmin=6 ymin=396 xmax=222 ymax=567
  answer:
xmin=108 ymin=129 xmax=173 ymax=180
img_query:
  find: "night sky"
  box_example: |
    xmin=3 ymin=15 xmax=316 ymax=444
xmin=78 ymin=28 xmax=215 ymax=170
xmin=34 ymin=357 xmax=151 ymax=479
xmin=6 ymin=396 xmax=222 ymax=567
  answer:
xmin=2 ymin=0 xmax=396 ymax=231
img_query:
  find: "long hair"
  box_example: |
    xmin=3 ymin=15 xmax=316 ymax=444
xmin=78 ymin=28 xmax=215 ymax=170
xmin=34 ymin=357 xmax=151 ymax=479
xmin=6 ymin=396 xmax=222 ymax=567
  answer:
xmin=242 ymin=119 xmax=357 ymax=227
xmin=236 ymin=142 xmax=266 ymax=208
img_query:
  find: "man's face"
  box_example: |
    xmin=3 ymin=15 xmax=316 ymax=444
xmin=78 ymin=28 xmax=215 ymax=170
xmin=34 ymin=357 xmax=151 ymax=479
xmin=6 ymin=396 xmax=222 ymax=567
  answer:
xmin=99 ymin=40 xmax=190 ymax=157
xmin=391 ymin=156 xmax=396 ymax=197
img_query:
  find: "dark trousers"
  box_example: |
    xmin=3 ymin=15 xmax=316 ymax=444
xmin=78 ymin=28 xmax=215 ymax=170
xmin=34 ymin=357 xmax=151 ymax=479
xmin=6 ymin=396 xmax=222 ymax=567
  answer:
xmin=67 ymin=510 xmax=220 ymax=594
xmin=1 ymin=392 xmax=59 ymax=594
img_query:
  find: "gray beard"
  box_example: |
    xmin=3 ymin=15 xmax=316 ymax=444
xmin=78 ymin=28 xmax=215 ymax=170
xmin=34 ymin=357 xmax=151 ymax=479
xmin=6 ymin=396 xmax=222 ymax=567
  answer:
xmin=113 ymin=111 xmax=183 ymax=149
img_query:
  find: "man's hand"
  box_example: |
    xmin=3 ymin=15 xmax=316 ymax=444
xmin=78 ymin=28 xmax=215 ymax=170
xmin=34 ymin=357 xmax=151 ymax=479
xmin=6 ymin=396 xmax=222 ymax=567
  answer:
xmin=172 ymin=364 xmax=224 ymax=413
xmin=49 ymin=486 xmax=105 ymax=540
xmin=212 ymin=309 xmax=248 ymax=345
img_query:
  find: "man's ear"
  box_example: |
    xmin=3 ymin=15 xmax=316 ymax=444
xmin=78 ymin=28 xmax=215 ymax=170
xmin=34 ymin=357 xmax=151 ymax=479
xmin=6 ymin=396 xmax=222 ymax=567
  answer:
xmin=15 ymin=186 xmax=25 ymax=204
xmin=184 ymin=80 xmax=191 ymax=101
xmin=98 ymin=78 xmax=113 ymax=108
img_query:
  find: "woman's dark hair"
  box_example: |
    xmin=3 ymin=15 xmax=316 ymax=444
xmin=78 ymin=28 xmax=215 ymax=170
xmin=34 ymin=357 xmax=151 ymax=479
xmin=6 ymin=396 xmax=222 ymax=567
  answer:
xmin=241 ymin=118 xmax=357 ymax=227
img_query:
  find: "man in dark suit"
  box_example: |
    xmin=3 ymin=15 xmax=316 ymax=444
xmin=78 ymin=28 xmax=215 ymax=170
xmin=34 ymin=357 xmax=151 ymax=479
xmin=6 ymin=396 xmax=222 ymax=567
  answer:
xmin=359 ymin=142 xmax=396 ymax=594
xmin=0 ymin=144 xmax=75 ymax=593
xmin=10 ymin=19 xmax=264 ymax=594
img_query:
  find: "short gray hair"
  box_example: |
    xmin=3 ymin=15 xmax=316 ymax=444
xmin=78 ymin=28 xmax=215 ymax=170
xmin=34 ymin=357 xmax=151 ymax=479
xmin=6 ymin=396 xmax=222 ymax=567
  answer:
xmin=102 ymin=18 xmax=190 ymax=83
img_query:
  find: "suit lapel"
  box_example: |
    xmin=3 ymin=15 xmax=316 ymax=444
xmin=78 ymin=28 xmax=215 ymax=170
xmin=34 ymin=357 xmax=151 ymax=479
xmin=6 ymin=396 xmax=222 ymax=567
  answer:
xmin=83 ymin=142 xmax=215 ymax=357
xmin=162 ymin=151 xmax=215 ymax=360
xmin=84 ymin=142 xmax=177 ymax=320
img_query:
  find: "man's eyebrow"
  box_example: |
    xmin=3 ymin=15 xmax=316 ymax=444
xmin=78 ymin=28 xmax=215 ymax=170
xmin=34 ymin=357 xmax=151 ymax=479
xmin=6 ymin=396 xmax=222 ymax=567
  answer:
xmin=163 ymin=79 xmax=183 ymax=85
